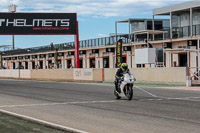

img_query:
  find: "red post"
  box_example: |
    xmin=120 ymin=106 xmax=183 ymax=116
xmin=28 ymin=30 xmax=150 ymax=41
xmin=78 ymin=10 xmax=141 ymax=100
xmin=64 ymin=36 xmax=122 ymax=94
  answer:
xmin=18 ymin=69 xmax=20 ymax=79
xmin=75 ymin=21 xmax=80 ymax=68
xmin=102 ymin=68 xmax=104 ymax=82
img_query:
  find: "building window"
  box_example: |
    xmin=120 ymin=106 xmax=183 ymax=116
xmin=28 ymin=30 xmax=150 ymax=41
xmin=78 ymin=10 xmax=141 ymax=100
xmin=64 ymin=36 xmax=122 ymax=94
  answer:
xmin=194 ymin=15 xmax=198 ymax=21
xmin=137 ymin=64 xmax=145 ymax=68
xmin=181 ymin=16 xmax=184 ymax=21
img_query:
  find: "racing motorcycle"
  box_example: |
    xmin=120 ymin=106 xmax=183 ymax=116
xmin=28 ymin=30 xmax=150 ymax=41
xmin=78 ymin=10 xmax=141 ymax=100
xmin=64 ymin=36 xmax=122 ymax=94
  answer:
xmin=114 ymin=71 xmax=136 ymax=100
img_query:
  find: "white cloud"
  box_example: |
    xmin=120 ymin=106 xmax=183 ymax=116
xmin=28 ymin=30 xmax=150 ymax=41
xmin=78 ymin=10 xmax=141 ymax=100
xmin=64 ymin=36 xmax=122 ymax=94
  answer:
xmin=0 ymin=0 xmax=192 ymax=17
xmin=98 ymin=33 xmax=108 ymax=37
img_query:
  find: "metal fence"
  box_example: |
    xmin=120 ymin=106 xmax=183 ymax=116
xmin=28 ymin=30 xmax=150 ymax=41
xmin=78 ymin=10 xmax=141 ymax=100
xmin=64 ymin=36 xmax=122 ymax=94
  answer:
xmin=193 ymin=24 xmax=200 ymax=36
xmin=79 ymin=36 xmax=128 ymax=48
xmin=189 ymin=67 xmax=200 ymax=80
xmin=1 ymin=35 xmax=130 ymax=56
xmin=172 ymin=26 xmax=190 ymax=39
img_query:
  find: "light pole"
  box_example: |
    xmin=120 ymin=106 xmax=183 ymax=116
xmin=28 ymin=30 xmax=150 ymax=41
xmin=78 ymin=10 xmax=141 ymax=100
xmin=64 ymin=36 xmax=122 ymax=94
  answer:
xmin=8 ymin=4 xmax=17 ymax=50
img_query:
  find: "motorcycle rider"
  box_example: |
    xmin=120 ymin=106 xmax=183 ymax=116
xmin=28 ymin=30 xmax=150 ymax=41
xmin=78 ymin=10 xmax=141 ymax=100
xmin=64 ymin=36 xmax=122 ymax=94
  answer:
xmin=115 ymin=63 xmax=129 ymax=93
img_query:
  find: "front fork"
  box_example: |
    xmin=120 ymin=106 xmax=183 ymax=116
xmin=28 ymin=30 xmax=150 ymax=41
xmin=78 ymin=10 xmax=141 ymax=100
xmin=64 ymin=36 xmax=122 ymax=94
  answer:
xmin=122 ymin=84 xmax=133 ymax=94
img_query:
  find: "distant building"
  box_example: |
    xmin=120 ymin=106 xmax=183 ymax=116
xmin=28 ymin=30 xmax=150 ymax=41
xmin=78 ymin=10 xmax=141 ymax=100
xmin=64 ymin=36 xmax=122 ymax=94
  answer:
xmin=1 ymin=1 xmax=200 ymax=70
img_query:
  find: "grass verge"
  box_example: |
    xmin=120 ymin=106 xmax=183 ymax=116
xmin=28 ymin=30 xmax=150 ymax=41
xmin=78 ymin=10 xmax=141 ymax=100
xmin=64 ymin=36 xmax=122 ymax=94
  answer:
xmin=0 ymin=112 xmax=68 ymax=133
xmin=95 ymin=82 xmax=185 ymax=88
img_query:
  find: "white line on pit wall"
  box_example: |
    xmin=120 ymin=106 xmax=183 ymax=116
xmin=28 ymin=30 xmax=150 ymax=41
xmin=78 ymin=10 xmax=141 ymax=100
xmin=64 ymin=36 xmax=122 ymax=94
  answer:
xmin=135 ymin=87 xmax=158 ymax=97
xmin=0 ymin=100 xmax=117 ymax=108
xmin=0 ymin=109 xmax=89 ymax=133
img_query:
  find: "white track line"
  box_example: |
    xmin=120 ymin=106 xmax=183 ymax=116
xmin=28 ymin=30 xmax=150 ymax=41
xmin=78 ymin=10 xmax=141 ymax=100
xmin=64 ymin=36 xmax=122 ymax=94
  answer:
xmin=139 ymin=97 xmax=200 ymax=102
xmin=0 ymin=100 xmax=117 ymax=108
xmin=135 ymin=87 xmax=158 ymax=97
xmin=162 ymin=97 xmax=200 ymax=102
xmin=0 ymin=109 xmax=89 ymax=133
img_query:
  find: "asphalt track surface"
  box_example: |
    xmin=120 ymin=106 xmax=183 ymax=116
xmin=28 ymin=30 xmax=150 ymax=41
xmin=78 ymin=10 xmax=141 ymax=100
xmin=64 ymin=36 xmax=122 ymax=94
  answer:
xmin=0 ymin=79 xmax=200 ymax=133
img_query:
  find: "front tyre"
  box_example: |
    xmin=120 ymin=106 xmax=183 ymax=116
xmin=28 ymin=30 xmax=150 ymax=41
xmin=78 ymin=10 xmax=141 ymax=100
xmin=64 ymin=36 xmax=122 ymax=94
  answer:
xmin=126 ymin=86 xmax=133 ymax=100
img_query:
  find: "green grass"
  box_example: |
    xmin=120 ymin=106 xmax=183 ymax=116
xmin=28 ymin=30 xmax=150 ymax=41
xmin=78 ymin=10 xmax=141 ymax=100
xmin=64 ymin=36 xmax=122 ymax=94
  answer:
xmin=134 ymin=83 xmax=184 ymax=88
xmin=0 ymin=113 xmax=68 ymax=133
xmin=90 ymin=82 xmax=185 ymax=88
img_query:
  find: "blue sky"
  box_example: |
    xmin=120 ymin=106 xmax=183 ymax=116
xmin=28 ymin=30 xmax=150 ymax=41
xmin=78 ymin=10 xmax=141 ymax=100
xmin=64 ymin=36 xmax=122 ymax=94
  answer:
xmin=0 ymin=0 xmax=192 ymax=50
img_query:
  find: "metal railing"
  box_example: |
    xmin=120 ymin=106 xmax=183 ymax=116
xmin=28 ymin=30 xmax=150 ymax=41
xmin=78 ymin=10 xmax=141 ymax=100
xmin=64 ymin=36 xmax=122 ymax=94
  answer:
xmin=189 ymin=67 xmax=200 ymax=80
xmin=89 ymin=53 xmax=97 ymax=57
xmin=193 ymin=24 xmax=200 ymax=36
xmin=134 ymin=27 xmax=170 ymax=42
xmin=103 ymin=52 xmax=110 ymax=55
xmin=1 ymin=43 xmax=74 ymax=56
xmin=172 ymin=26 xmax=190 ymax=39
xmin=79 ymin=36 xmax=129 ymax=48
xmin=1 ymin=34 xmax=130 ymax=56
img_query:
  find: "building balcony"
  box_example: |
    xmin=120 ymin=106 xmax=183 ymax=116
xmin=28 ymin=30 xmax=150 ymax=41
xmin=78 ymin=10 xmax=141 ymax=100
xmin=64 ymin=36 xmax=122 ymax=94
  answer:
xmin=193 ymin=24 xmax=200 ymax=36
xmin=172 ymin=26 xmax=190 ymax=39
xmin=89 ymin=53 xmax=97 ymax=57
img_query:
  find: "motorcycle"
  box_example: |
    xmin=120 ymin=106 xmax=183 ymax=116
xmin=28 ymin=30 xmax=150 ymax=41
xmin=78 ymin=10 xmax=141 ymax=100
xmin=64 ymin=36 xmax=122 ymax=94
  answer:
xmin=114 ymin=71 xmax=136 ymax=100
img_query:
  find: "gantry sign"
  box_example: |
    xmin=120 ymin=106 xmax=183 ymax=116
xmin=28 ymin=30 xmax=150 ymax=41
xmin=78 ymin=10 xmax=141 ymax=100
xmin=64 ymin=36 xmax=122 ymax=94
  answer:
xmin=0 ymin=13 xmax=80 ymax=67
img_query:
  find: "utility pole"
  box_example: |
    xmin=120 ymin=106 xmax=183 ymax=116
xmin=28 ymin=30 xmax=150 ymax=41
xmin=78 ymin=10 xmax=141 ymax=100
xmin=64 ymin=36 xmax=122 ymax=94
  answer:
xmin=8 ymin=4 xmax=17 ymax=50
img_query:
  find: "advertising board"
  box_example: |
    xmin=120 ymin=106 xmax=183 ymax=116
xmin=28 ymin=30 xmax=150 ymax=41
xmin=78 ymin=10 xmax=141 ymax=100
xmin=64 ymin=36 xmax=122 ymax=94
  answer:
xmin=0 ymin=13 xmax=77 ymax=35
xmin=0 ymin=54 xmax=2 ymax=68
xmin=74 ymin=69 xmax=93 ymax=80
xmin=116 ymin=39 xmax=122 ymax=67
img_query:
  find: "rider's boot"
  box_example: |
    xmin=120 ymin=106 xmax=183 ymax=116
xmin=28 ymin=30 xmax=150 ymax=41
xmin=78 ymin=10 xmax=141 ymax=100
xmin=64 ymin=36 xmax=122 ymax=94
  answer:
xmin=115 ymin=81 xmax=121 ymax=93
xmin=114 ymin=81 xmax=119 ymax=93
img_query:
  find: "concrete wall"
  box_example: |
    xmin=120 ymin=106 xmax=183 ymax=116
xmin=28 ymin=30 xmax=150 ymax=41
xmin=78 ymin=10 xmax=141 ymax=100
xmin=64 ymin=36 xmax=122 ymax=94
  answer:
xmin=31 ymin=69 xmax=73 ymax=80
xmin=20 ymin=70 xmax=31 ymax=78
xmin=0 ymin=70 xmax=31 ymax=79
xmin=0 ymin=70 xmax=19 ymax=78
xmin=130 ymin=67 xmax=186 ymax=83
xmin=0 ymin=67 xmax=187 ymax=84
xmin=93 ymin=69 xmax=103 ymax=82
xmin=104 ymin=67 xmax=187 ymax=83
xmin=104 ymin=68 xmax=117 ymax=81
xmin=73 ymin=69 xmax=93 ymax=81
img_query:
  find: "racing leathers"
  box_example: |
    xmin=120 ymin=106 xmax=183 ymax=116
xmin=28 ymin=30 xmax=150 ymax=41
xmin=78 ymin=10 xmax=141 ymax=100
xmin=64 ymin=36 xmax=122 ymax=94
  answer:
xmin=115 ymin=68 xmax=129 ymax=93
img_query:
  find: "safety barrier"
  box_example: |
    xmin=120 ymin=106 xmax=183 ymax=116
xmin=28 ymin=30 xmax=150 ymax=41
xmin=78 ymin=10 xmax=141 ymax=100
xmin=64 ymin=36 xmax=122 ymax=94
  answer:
xmin=0 ymin=67 xmax=187 ymax=84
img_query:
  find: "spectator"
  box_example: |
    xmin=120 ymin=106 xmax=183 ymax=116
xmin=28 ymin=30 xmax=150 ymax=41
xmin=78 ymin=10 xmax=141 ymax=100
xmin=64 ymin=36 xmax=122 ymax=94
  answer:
xmin=58 ymin=61 xmax=62 ymax=69
xmin=70 ymin=64 xmax=73 ymax=69
xmin=145 ymin=40 xmax=153 ymax=48
xmin=53 ymin=63 xmax=57 ymax=69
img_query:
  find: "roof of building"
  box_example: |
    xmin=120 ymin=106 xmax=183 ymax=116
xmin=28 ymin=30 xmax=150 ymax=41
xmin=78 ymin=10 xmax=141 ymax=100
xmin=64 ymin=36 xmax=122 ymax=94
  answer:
xmin=0 ymin=45 xmax=10 ymax=48
xmin=153 ymin=0 xmax=200 ymax=15
xmin=115 ymin=18 xmax=169 ymax=23
xmin=164 ymin=48 xmax=200 ymax=53
xmin=132 ymin=30 xmax=167 ymax=35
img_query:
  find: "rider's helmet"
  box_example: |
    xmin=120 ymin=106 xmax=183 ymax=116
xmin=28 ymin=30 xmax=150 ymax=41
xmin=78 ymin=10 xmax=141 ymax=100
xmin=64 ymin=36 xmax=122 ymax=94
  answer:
xmin=120 ymin=63 xmax=128 ymax=72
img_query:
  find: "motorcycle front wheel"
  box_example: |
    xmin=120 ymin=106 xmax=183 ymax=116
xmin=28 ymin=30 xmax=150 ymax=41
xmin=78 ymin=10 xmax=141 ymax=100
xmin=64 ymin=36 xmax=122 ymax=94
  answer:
xmin=125 ymin=86 xmax=133 ymax=100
